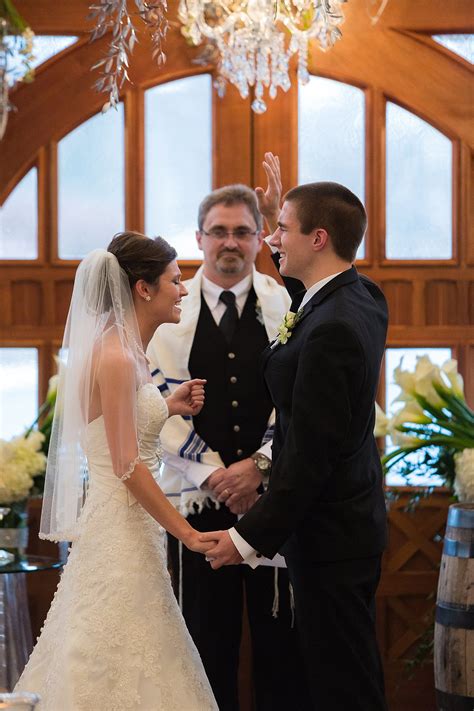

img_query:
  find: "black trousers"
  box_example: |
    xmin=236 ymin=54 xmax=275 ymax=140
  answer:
xmin=168 ymin=504 xmax=310 ymax=711
xmin=285 ymin=546 xmax=387 ymax=711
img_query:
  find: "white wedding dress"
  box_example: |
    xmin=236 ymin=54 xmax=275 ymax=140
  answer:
xmin=16 ymin=384 xmax=218 ymax=711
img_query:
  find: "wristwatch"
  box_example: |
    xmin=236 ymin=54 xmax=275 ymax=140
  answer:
xmin=250 ymin=452 xmax=271 ymax=479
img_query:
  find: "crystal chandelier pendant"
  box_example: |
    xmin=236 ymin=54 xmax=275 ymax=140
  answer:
xmin=179 ymin=0 xmax=347 ymax=113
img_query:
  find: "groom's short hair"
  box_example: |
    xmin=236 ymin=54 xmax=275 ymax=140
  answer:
xmin=284 ymin=182 xmax=367 ymax=263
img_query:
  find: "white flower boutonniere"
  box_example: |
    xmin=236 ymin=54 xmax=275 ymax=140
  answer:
xmin=274 ymin=310 xmax=303 ymax=346
xmin=255 ymin=299 xmax=265 ymax=326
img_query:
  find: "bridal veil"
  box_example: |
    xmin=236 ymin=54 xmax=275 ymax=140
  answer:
xmin=40 ymin=249 xmax=151 ymax=542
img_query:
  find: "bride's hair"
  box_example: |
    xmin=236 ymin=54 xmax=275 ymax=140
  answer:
xmin=107 ymin=231 xmax=177 ymax=289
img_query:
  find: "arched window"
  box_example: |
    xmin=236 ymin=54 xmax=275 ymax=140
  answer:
xmin=145 ymin=74 xmax=212 ymax=259
xmin=385 ymin=102 xmax=452 ymax=260
xmin=0 ymin=168 xmax=37 ymax=259
xmin=298 ymin=76 xmax=365 ymax=258
xmin=58 ymin=105 xmax=125 ymax=259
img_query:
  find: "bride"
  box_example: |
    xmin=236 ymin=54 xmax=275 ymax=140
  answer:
xmin=15 ymin=232 xmax=218 ymax=710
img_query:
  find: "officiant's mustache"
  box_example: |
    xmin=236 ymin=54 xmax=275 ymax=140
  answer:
xmin=217 ymin=247 xmax=244 ymax=258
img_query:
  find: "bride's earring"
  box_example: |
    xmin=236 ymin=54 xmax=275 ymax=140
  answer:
xmin=144 ymin=295 xmax=151 ymax=302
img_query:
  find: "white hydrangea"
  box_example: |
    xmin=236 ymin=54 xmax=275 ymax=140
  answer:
xmin=454 ymin=449 xmax=474 ymax=503
xmin=0 ymin=432 xmax=46 ymax=504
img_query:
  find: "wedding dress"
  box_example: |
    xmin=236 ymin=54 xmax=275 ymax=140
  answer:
xmin=15 ymin=383 xmax=218 ymax=710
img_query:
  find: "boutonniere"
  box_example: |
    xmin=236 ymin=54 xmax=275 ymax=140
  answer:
xmin=273 ymin=310 xmax=303 ymax=346
xmin=255 ymin=299 xmax=265 ymax=326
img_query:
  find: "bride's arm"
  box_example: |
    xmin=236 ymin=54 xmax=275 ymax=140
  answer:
xmin=123 ymin=461 xmax=210 ymax=552
xmin=97 ymin=347 xmax=214 ymax=553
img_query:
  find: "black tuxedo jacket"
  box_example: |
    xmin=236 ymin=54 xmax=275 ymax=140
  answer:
xmin=235 ymin=266 xmax=389 ymax=562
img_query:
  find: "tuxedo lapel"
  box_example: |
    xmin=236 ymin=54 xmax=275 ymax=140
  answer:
xmin=263 ymin=267 xmax=360 ymax=361
xmin=303 ymin=266 xmax=358 ymax=310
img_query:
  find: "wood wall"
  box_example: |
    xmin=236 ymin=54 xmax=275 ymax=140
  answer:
xmin=1 ymin=1 xmax=473 ymax=709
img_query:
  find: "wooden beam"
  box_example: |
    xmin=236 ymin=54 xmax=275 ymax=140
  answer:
xmin=375 ymin=0 xmax=473 ymax=33
xmin=15 ymin=0 xmax=474 ymax=35
xmin=14 ymin=0 xmax=92 ymax=34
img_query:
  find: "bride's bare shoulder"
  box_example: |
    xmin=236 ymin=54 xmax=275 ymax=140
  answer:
xmin=94 ymin=327 xmax=135 ymax=376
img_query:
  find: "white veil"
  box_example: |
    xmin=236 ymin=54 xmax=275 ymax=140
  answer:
xmin=40 ymin=249 xmax=151 ymax=542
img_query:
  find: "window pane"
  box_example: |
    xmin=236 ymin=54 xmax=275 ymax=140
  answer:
xmin=6 ymin=35 xmax=77 ymax=84
xmin=298 ymin=76 xmax=366 ymax=259
xmin=386 ymin=103 xmax=452 ymax=259
xmin=58 ymin=105 xmax=125 ymax=259
xmin=0 ymin=348 xmax=38 ymax=440
xmin=145 ymin=75 xmax=212 ymax=259
xmin=432 ymin=34 xmax=474 ymax=64
xmin=384 ymin=347 xmax=452 ymax=486
xmin=0 ymin=168 xmax=37 ymax=259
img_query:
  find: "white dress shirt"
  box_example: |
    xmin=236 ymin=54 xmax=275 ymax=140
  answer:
xmin=171 ymin=272 xmax=274 ymax=491
xmin=201 ymin=273 xmax=253 ymax=324
xmin=228 ymin=270 xmax=344 ymax=568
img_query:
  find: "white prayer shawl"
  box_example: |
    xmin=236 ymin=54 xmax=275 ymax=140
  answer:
xmin=147 ymin=265 xmax=290 ymax=516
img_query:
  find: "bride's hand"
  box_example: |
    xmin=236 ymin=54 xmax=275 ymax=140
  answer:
xmin=166 ymin=379 xmax=206 ymax=417
xmin=184 ymin=529 xmax=217 ymax=554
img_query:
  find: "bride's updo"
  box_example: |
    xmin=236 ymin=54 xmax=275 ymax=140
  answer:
xmin=107 ymin=231 xmax=177 ymax=289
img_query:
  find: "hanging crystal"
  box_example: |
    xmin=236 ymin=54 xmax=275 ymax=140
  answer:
xmin=180 ymin=0 xmax=347 ymax=113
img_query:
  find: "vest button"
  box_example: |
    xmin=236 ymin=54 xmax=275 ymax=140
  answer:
xmin=236 ymin=449 xmax=243 ymax=456
xmin=233 ymin=425 xmax=240 ymax=432
xmin=230 ymin=376 xmax=237 ymax=384
xmin=228 ymin=352 xmax=236 ymax=359
xmin=232 ymin=400 xmax=239 ymax=408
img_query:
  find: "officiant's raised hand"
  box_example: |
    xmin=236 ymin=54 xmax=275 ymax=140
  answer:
xmin=199 ymin=530 xmax=243 ymax=569
xmin=255 ymin=151 xmax=282 ymax=234
xmin=166 ymin=379 xmax=206 ymax=417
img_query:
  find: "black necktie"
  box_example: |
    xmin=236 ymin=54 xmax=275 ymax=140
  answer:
xmin=219 ymin=290 xmax=238 ymax=344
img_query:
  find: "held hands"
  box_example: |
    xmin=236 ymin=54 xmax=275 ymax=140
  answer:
xmin=184 ymin=529 xmax=219 ymax=555
xmin=199 ymin=530 xmax=243 ymax=569
xmin=166 ymin=379 xmax=206 ymax=417
xmin=255 ymin=152 xmax=282 ymax=233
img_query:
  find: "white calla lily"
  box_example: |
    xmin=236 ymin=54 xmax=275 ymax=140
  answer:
xmin=391 ymin=402 xmax=430 ymax=429
xmin=413 ymin=356 xmax=445 ymax=408
xmin=374 ymin=403 xmax=390 ymax=437
xmin=441 ymin=359 xmax=465 ymax=398
xmin=393 ymin=360 xmax=416 ymax=402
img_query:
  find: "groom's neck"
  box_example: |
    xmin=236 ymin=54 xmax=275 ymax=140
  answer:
xmin=301 ymin=257 xmax=352 ymax=290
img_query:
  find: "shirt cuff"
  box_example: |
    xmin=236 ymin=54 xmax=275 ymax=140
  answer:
xmin=256 ymin=440 xmax=272 ymax=459
xmin=162 ymin=452 xmax=218 ymax=490
xmin=228 ymin=527 xmax=261 ymax=569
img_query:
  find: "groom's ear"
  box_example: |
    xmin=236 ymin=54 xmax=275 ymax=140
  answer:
xmin=311 ymin=228 xmax=329 ymax=252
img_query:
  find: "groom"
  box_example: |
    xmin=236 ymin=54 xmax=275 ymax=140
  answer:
xmin=202 ymin=179 xmax=389 ymax=710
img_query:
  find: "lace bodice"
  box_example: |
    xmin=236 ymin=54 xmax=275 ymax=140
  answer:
xmin=85 ymin=382 xmax=168 ymax=480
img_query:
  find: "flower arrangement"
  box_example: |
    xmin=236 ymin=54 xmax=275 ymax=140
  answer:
xmin=0 ymin=371 xmax=58 ymax=528
xmin=377 ymin=356 xmax=474 ymax=498
xmin=0 ymin=0 xmax=35 ymax=140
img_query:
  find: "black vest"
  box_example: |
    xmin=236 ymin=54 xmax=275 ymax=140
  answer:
xmin=189 ymin=288 xmax=273 ymax=467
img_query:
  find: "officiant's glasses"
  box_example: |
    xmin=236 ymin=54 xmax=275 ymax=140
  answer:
xmin=200 ymin=228 xmax=259 ymax=241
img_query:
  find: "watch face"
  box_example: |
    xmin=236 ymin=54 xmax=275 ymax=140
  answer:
xmin=254 ymin=455 xmax=271 ymax=471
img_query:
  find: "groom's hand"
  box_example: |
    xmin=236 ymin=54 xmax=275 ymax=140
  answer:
xmin=199 ymin=530 xmax=243 ymax=569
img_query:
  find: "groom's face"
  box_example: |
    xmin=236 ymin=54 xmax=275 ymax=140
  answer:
xmin=270 ymin=200 xmax=311 ymax=280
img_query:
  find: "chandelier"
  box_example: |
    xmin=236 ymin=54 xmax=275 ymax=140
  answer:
xmin=179 ymin=0 xmax=347 ymax=113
